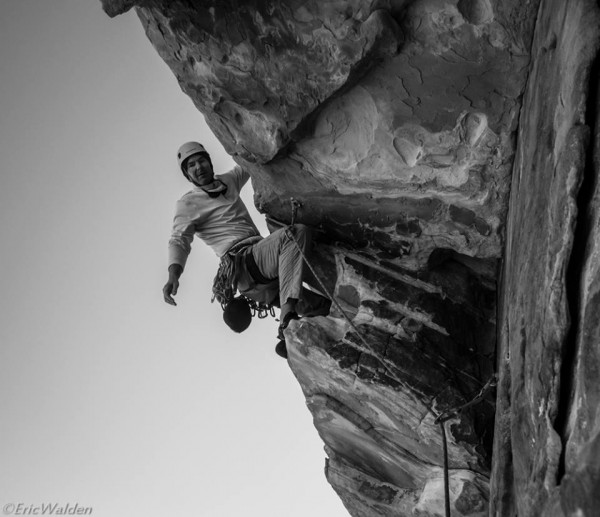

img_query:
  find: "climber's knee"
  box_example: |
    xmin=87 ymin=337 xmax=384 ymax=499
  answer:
xmin=288 ymin=223 xmax=311 ymax=244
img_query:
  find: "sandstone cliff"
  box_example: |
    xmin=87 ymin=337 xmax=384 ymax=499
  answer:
xmin=101 ymin=1 xmax=600 ymax=515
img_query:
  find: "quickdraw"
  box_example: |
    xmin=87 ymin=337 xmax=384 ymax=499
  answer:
xmin=246 ymin=298 xmax=277 ymax=319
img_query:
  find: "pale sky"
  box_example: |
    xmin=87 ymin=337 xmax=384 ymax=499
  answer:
xmin=0 ymin=1 xmax=347 ymax=515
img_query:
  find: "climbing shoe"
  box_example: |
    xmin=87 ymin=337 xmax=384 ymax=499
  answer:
xmin=275 ymin=340 xmax=288 ymax=359
xmin=277 ymin=311 xmax=299 ymax=340
xmin=298 ymin=295 xmax=331 ymax=318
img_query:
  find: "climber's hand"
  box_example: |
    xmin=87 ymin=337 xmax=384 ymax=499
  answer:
xmin=163 ymin=264 xmax=183 ymax=306
xmin=163 ymin=278 xmax=179 ymax=305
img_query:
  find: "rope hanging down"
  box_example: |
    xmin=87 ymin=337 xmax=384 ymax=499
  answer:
xmin=285 ymin=199 xmax=412 ymax=391
xmin=434 ymin=375 xmax=497 ymax=425
xmin=286 ymin=198 xmax=489 ymax=394
xmin=434 ymin=375 xmax=497 ymax=517
xmin=289 ymin=198 xmax=485 ymax=389
xmin=285 ymin=198 xmax=497 ymax=517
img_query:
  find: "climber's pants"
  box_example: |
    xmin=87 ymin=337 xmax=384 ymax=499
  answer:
xmin=249 ymin=224 xmax=311 ymax=305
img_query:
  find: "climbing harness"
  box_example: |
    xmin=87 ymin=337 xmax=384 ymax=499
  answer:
xmin=211 ymin=236 xmax=277 ymax=320
xmin=284 ymin=197 xmax=498 ymax=517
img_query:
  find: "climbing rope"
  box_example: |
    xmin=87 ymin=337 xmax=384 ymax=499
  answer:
xmin=211 ymin=253 xmax=236 ymax=308
xmin=433 ymin=374 xmax=497 ymax=517
xmin=285 ymin=200 xmax=413 ymax=392
xmin=290 ymin=198 xmax=486 ymax=389
xmin=440 ymin=420 xmax=451 ymax=517
xmin=433 ymin=374 xmax=497 ymax=425
xmin=284 ymin=197 xmax=498 ymax=517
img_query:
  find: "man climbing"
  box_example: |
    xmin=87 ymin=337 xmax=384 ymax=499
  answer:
xmin=162 ymin=141 xmax=329 ymax=358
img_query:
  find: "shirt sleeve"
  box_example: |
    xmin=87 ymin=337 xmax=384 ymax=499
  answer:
xmin=229 ymin=165 xmax=250 ymax=191
xmin=168 ymin=199 xmax=196 ymax=269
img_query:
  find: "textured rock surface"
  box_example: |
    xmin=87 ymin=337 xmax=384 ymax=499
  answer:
xmin=102 ymin=0 xmax=600 ymax=515
xmin=491 ymin=0 xmax=600 ymax=515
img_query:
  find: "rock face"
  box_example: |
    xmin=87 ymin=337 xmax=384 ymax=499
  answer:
xmin=102 ymin=0 xmax=600 ymax=515
xmin=491 ymin=0 xmax=600 ymax=515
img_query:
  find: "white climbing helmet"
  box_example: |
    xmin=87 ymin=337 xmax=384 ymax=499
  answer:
xmin=177 ymin=141 xmax=208 ymax=172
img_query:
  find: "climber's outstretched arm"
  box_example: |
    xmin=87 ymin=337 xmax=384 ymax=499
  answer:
xmin=163 ymin=264 xmax=183 ymax=306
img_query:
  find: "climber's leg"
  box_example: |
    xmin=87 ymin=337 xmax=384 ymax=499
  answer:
xmin=250 ymin=224 xmax=311 ymax=311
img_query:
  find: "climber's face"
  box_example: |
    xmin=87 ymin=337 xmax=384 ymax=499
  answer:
xmin=185 ymin=153 xmax=214 ymax=186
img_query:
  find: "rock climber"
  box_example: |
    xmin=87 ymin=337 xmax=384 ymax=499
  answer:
xmin=162 ymin=141 xmax=330 ymax=358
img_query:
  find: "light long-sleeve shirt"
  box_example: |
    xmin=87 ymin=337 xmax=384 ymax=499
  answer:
xmin=168 ymin=166 xmax=260 ymax=268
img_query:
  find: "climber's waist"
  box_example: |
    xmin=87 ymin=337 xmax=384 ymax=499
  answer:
xmin=226 ymin=234 xmax=262 ymax=256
